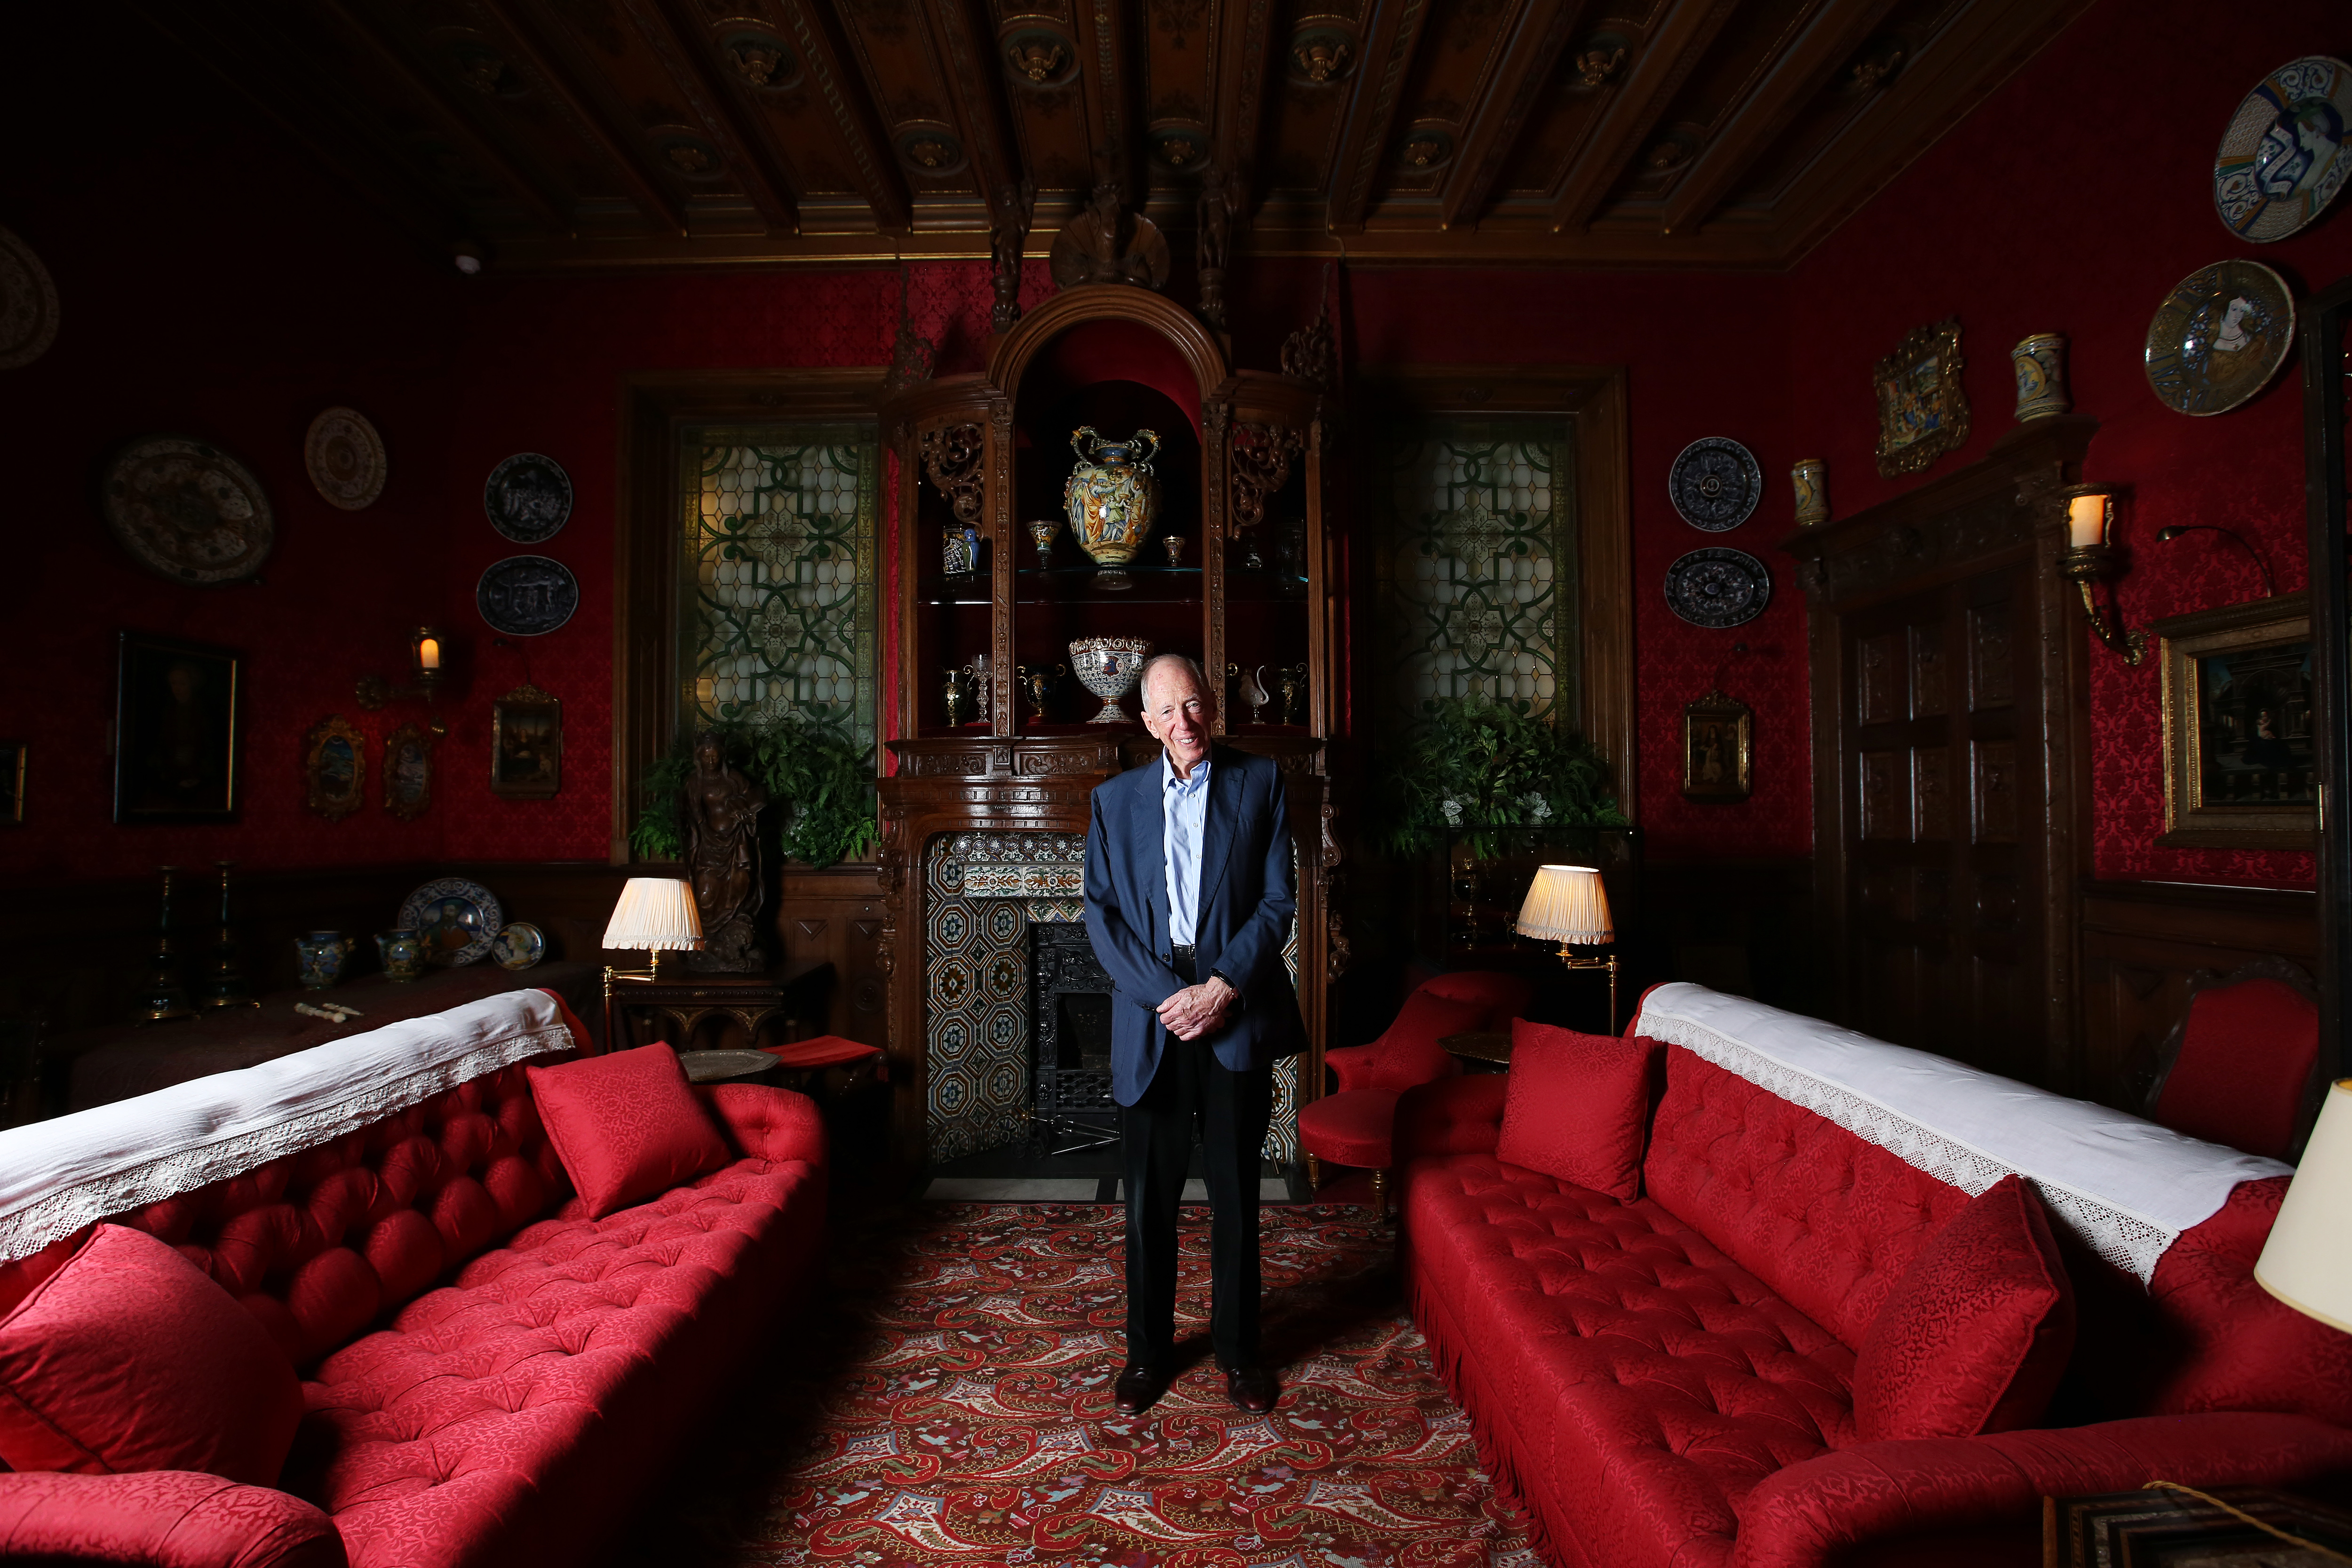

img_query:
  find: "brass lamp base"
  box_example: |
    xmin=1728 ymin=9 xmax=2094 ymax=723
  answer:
xmin=1552 ymin=945 xmax=1621 ymax=1036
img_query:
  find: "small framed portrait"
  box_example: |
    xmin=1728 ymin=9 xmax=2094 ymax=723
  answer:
xmin=1681 ymin=689 xmax=1753 ymax=803
xmin=2157 ymin=589 xmax=2313 ymax=848
xmin=491 ymin=683 xmax=562 ymax=798
xmin=0 ymin=741 xmax=22 ymax=826
xmin=382 ymin=722 xmax=434 ymax=821
xmin=304 ymin=716 xmax=366 ymax=822
xmin=1873 ymin=317 xmax=1971 ymax=478
xmin=113 ymin=632 xmax=241 ymax=824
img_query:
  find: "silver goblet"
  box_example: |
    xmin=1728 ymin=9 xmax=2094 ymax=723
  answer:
xmin=1069 ymin=636 xmax=1152 ymax=724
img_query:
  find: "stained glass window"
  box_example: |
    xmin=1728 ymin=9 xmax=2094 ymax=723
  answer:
xmin=1375 ymin=423 xmax=1578 ymax=722
xmin=677 ymin=426 xmax=878 ymax=754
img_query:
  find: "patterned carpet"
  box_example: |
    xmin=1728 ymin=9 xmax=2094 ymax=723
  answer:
xmin=626 ymin=1201 xmax=1534 ymax=1567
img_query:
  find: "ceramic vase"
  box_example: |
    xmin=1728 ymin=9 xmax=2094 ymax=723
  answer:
xmin=1065 ymin=428 xmax=1160 ymax=589
xmin=376 ymin=927 xmax=426 ymax=982
xmin=1069 ymin=636 xmax=1152 ymax=724
xmin=1791 ymin=458 xmax=1829 ymax=527
xmin=295 ymin=931 xmax=354 ymax=989
xmin=942 ymin=523 xmax=983 ymax=576
xmin=2011 ymin=332 xmax=2070 ymax=421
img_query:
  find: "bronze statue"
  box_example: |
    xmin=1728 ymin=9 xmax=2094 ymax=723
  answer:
xmin=1049 ymin=183 xmax=1170 ymax=291
xmin=683 ymin=730 xmax=768 ymax=972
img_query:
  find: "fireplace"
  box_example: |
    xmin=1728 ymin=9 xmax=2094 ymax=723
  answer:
xmin=1030 ymin=920 xmax=1118 ymax=1153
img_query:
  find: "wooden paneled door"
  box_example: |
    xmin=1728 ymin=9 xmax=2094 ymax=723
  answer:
xmin=1784 ymin=418 xmax=2097 ymax=1094
xmin=1843 ymin=568 xmax=2044 ymax=1082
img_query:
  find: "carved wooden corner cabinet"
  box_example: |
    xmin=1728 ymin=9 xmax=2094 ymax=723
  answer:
xmin=877 ymin=287 xmax=1341 ymax=1170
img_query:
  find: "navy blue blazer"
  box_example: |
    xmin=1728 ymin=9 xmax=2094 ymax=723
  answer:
xmin=1082 ymin=744 xmax=1303 ymax=1105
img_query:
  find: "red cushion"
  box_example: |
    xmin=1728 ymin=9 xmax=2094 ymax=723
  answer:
xmin=525 ymin=1045 xmax=730 ymax=1220
xmin=1416 ymin=970 xmax=1536 ymax=1031
xmin=1367 ymin=991 xmax=1487 ymax=1092
xmin=1494 ymin=1019 xmax=1658 ymax=1201
xmin=0 ymin=1224 xmax=303 ymax=1485
xmin=1298 ymin=1089 xmax=1404 ymax=1167
xmin=1851 ymin=1174 xmax=2076 ymax=1442
xmin=2154 ymin=978 xmax=2320 ymax=1159
xmin=760 ymin=1034 xmax=882 ymax=1070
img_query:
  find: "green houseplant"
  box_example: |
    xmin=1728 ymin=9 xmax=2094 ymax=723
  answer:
xmin=1377 ymin=693 xmax=1628 ymax=859
xmin=629 ymin=718 xmax=877 ymax=870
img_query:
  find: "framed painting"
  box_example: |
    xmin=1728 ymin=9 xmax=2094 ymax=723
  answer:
xmin=1681 ymin=690 xmax=1753 ymax=803
xmin=2157 ymin=589 xmax=2313 ymax=848
xmin=304 ymin=716 xmax=366 ymax=822
xmin=382 ymin=722 xmax=433 ymax=821
xmin=0 ymin=741 xmax=21 ymax=826
xmin=491 ymin=683 xmax=561 ymax=798
xmin=1873 ymin=317 xmax=1970 ymax=478
xmin=113 ymin=632 xmax=241 ymax=824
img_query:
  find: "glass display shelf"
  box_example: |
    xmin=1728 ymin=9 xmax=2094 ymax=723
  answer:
xmin=916 ymin=565 xmax=1308 ymax=608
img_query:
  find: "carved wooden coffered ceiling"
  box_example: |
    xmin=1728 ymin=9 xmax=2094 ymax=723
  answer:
xmin=138 ymin=0 xmax=2088 ymax=270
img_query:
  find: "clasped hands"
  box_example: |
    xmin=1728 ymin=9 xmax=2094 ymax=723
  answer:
xmin=1158 ymin=974 xmax=1237 ymax=1042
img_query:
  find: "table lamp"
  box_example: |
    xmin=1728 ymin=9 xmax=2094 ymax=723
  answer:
xmin=1516 ymin=864 xmax=1619 ymax=1035
xmin=600 ymin=877 xmax=703 ymax=1053
xmin=2256 ymin=1077 xmax=2352 ymax=1334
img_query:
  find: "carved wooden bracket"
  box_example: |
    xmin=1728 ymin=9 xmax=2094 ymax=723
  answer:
xmin=918 ymin=423 xmax=986 ymax=525
xmin=1230 ymin=421 xmax=1302 ymax=537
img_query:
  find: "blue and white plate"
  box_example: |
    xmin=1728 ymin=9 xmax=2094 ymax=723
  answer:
xmin=398 ymin=877 xmax=503 ymax=967
xmin=2214 ymin=56 xmax=2352 ymax=243
xmin=491 ymin=922 xmax=547 ymax=971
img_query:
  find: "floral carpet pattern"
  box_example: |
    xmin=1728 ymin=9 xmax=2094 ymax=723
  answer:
xmin=628 ymin=1202 xmax=1534 ymax=1568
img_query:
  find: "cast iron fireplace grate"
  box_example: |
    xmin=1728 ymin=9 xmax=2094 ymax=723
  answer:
xmin=1031 ymin=920 xmax=1118 ymax=1154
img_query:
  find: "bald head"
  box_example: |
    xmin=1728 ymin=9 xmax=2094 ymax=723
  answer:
xmin=1138 ymin=654 xmax=1214 ymax=773
xmin=1138 ymin=653 xmax=1209 ymax=709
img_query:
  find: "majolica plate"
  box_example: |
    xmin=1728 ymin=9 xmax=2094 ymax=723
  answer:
xmin=477 ymin=555 xmax=580 ymax=636
xmin=1664 ymin=547 xmax=1772 ymax=629
xmin=2144 ymin=259 xmax=2296 ymax=417
xmin=491 ymin=921 xmax=546 ymax=971
xmin=101 ymin=436 xmax=276 ymax=585
xmin=305 ymin=407 xmax=387 ymax=510
xmin=0 ymin=226 xmax=58 ymax=370
xmin=398 ymin=877 xmax=504 ymax=967
xmin=485 ymin=453 xmax=572 ymax=543
xmin=1668 ymin=437 xmax=1763 ymax=531
xmin=2214 ymin=56 xmax=2352 ymax=242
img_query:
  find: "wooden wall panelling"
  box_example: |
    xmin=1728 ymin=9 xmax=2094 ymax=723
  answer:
xmin=2302 ymin=272 xmax=2352 ymax=1138
xmin=776 ymin=863 xmax=888 ymax=1046
xmin=2078 ymin=878 xmax=2319 ymax=1114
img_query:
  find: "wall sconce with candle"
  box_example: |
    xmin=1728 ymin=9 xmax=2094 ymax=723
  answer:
xmin=356 ymin=627 xmax=450 ymax=735
xmin=2055 ymin=484 xmax=2145 ymax=665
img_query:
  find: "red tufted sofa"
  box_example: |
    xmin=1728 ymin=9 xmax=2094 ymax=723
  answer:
xmin=1397 ymin=985 xmax=2352 ymax=1568
xmin=0 ymin=992 xmax=827 ymax=1568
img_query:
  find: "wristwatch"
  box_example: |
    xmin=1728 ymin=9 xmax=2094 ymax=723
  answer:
xmin=1210 ymin=968 xmax=1245 ymax=1010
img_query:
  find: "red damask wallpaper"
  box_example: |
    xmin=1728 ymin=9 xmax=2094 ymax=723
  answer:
xmin=1786 ymin=0 xmax=2352 ymax=886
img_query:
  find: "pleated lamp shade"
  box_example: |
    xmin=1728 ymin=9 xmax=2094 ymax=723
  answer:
xmin=1515 ymin=865 xmax=1613 ymax=947
xmin=2256 ymin=1077 xmax=2352 ymax=1334
xmin=602 ymin=877 xmax=704 ymax=952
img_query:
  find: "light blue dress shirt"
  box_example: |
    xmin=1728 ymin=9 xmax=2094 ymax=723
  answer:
xmin=1162 ymin=752 xmax=1210 ymax=949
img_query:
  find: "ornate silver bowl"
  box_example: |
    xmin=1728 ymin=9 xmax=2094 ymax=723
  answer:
xmin=1068 ymin=636 xmax=1152 ymax=724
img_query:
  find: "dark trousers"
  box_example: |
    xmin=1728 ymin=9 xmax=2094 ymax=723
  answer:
xmin=1120 ymin=954 xmax=1273 ymax=1372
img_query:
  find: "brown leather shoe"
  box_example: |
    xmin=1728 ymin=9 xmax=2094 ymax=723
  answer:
xmin=1114 ymin=1363 xmax=1168 ymax=1414
xmin=1224 ymin=1364 xmax=1279 ymax=1413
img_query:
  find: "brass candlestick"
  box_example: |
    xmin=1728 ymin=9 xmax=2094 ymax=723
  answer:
xmin=198 ymin=860 xmax=258 ymax=1010
xmin=137 ymin=867 xmax=194 ymax=1025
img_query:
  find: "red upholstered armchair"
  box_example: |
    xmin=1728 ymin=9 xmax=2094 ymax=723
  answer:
xmin=1297 ymin=972 xmax=1533 ymax=1218
xmin=2146 ymin=957 xmax=2323 ymax=1161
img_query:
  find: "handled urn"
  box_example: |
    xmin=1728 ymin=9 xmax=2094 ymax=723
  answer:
xmin=1065 ymin=427 xmax=1160 ymax=585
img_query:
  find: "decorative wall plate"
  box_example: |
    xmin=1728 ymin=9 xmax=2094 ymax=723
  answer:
xmin=484 ymin=453 xmax=572 ymax=542
xmin=477 ymin=555 xmax=579 ymax=635
xmin=398 ymin=876 xmax=504 ymax=967
xmin=304 ymin=407 xmax=387 ymax=510
xmin=491 ymin=922 xmax=546 ymax=971
xmin=0 ymin=226 xmax=59 ymax=370
xmin=2214 ymin=56 xmax=2352 ymax=242
xmin=1664 ymin=547 xmax=1772 ymax=629
xmin=1668 ymin=437 xmax=1763 ymax=531
xmin=2144 ymin=260 xmax=2296 ymax=416
xmin=101 ymin=436 xmax=275 ymax=585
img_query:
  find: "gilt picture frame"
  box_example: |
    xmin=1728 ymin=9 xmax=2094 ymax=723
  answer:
xmin=490 ymin=683 xmax=561 ymax=798
xmin=304 ymin=716 xmax=366 ymax=822
xmin=1681 ymin=689 xmax=1753 ymax=803
xmin=382 ymin=722 xmax=433 ymax=821
xmin=1873 ymin=317 xmax=1970 ymax=478
xmin=113 ymin=631 xmax=242 ymax=825
xmin=2157 ymin=589 xmax=2313 ymax=848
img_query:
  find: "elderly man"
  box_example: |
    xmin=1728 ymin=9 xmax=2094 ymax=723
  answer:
xmin=1083 ymin=653 xmax=1300 ymax=1416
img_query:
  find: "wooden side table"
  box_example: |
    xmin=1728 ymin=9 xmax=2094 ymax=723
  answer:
xmin=1439 ymin=1030 xmax=1513 ymax=1074
xmin=604 ymin=959 xmax=835 ymax=1056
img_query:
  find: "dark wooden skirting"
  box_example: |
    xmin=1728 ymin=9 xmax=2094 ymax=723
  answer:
xmin=2078 ymin=877 xmax=2318 ymax=1114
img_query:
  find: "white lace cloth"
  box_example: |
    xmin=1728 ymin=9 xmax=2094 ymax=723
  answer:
xmin=0 ymin=991 xmax=576 ymax=1266
xmin=1632 ymin=983 xmax=2291 ymax=1284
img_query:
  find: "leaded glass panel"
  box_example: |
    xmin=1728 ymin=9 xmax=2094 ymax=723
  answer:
xmin=1376 ymin=423 xmax=1578 ymax=722
xmin=678 ymin=426 xmax=878 ymax=754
